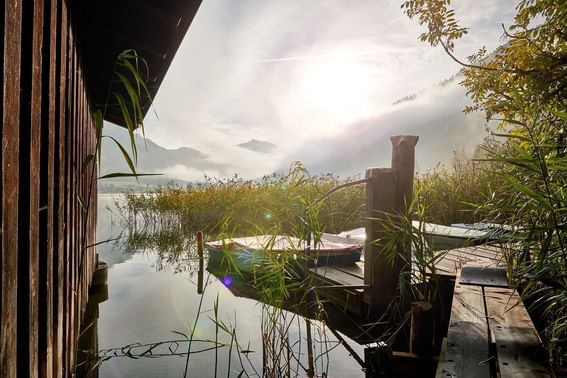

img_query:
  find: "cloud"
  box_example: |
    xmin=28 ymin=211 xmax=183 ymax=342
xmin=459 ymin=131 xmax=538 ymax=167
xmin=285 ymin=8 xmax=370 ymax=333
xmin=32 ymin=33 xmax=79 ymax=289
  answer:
xmin=280 ymin=77 xmax=491 ymax=177
xmin=160 ymin=165 xmax=222 ymax=182
xmin=138 ymin=0 xmax=517 ymax=179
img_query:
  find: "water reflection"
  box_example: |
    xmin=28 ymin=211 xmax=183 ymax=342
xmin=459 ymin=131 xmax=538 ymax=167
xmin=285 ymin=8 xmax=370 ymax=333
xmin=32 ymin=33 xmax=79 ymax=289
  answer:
xmin=93 ymin=194 xmax=368 ymax=377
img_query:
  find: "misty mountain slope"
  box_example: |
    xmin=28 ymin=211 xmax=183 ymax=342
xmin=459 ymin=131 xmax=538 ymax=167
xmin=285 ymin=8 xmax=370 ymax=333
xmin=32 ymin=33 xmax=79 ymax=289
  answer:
xmin=237 ymin=139 xmax=277 ymax=153
xmin=100 ymin=125 xmax=231 ymax=183
xmin=282 ymin=79 xmax=489 ymax=177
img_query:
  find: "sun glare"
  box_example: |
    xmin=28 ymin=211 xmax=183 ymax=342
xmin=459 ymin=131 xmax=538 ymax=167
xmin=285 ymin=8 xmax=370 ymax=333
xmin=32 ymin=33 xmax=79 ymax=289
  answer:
xmin=295 ymin=54 xmax=375 ymax=131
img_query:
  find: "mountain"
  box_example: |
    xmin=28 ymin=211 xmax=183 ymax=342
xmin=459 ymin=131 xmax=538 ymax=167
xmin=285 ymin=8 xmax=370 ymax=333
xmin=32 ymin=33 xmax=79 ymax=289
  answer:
xmin=99 ymin=126 xmax=231 ymax=190
xmin=237 ymin=139 xmax=277 ymax=153
xmin=282 ymin=75 xmax=491 ymax=177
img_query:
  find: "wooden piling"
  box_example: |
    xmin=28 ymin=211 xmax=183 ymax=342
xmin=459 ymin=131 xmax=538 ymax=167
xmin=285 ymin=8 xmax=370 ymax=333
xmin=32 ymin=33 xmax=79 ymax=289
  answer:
xmin=197 ymin=231 xmax=204 ymax=295
xmin=363 ymin=168 xmax=397 ymax=306
xmin=390 ymin=135 xmax=419 ymax=215
xmin=390 ymin=135 xmax=419 ymax=291
xmin=363 ymin=136 xmax=417 ymax=308
xmin=409 ymin=301 xmax=434 ymax=354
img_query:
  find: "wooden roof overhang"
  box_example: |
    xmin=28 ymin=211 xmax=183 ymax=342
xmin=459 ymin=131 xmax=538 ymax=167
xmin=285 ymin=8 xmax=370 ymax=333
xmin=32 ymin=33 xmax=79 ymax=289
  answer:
xmin=72 ymin=0 xmax=203 ymax=127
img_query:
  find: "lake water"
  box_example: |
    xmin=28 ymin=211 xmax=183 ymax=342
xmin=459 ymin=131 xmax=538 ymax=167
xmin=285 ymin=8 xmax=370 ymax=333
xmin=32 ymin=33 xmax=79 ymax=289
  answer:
xmin=93 ymin=194 xmax=366 ymax=377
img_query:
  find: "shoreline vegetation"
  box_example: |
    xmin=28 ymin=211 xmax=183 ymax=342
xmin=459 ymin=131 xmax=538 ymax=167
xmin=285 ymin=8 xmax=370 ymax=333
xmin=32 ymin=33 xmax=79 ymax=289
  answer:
xmin=111 ymin=129 xmax=565 ymax=372
xmin=117 ymin=142 xmax=505 ymax=237
xmin=103 ymin=143 xmax=507 ymax=375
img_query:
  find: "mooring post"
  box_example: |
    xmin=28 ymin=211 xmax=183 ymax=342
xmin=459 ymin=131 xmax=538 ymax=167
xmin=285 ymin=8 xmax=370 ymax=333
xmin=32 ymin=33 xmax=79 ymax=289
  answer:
xmin=197 ymin=231 xmax=204 ymax=295
xmin=390 ymin=135 xmax=419 ymax=214
xmin=410 ymin=301 xmax=434 ymax=354
xmin=390 ymin=135 xmax=419 ymax=286
xmin=364 ymin=168 xmax=397 ymax=306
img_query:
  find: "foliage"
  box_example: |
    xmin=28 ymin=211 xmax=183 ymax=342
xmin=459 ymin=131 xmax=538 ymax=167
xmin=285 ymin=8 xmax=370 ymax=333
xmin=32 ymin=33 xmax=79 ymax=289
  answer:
xmin=120 ymin=162 xmax=367 ymax=238
xmin=403 ymin=0 xmax=567 ymax=365
xmin=415 ymin=140 xmax=508 ymax=225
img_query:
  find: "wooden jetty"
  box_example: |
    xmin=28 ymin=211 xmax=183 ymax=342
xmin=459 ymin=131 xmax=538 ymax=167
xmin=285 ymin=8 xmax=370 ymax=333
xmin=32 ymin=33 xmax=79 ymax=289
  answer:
xmin=1 ymin=1 xmax=202 ymax=376
xmin=309 ymin=244 xmax=505 ymax=316
xmin=436 ymin=264 xmax=549 ymax=378
xmin=307 ymin=136 xmax=550 ymax=376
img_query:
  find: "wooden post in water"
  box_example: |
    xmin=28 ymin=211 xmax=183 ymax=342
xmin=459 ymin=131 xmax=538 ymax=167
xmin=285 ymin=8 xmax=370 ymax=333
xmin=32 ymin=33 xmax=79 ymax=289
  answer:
xmin=197 ymin=231 xmax=204 ymax=295
xmin=364 ymin=168 xmax=397 ymax=306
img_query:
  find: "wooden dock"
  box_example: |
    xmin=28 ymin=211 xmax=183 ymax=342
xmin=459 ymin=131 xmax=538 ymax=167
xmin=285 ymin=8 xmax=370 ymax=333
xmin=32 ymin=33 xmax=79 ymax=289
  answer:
xmin=309 ymin=243 xmax=507 ymax=314
xmin=436 ymin=262 xmax=549 ymax=377
xmin=309 ymin=242 xmax=551 ymax=377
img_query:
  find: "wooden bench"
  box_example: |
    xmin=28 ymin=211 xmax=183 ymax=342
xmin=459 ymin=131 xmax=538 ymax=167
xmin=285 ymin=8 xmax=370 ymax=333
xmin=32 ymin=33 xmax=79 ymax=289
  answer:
xmin=436 ymin=265 xmax=550 ymax=377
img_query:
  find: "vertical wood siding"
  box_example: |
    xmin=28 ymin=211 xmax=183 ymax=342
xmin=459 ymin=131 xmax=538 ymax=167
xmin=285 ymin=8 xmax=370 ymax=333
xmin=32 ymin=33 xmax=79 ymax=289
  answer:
xmin=1 ymin=0 xmax=98 ymax=376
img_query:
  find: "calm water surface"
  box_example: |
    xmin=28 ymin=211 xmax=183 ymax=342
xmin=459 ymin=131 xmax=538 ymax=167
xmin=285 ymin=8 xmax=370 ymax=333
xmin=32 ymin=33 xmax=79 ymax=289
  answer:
xmin=95 ymin=194 xmax=365 ymax=377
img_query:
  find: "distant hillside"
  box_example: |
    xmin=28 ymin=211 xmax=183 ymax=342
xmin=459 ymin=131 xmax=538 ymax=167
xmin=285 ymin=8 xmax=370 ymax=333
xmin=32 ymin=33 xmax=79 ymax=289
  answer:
xmin=99 ymin=125 xmax=230 ymax=190
xmin=237 ymin=139 xmax=277 ymax=153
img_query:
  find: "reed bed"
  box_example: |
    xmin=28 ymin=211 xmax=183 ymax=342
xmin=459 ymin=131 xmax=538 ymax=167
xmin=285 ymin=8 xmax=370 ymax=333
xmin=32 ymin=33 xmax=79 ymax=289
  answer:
xmin=120 ymin=149 xmax=505 ymax=238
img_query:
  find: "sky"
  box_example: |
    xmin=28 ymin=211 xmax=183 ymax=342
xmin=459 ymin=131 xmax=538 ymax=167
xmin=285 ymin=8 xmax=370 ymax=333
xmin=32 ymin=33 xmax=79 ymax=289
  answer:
xmin=115 ymin=0 xmax=518 ymax=181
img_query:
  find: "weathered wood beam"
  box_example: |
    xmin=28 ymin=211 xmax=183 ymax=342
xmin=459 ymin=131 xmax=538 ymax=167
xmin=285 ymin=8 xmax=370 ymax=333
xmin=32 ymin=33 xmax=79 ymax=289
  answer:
xmin=390 ymin=135 xmax=419 ymax=215
xmin=2 ymin=0 xmax=22 ymax=376
xmin=363 ymin=167 xmax=397 ymax=307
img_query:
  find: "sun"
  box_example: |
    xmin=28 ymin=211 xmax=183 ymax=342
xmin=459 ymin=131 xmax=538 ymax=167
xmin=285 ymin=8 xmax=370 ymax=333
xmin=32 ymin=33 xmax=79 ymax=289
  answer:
xmin=295 ymin=53 xmax=375 ymax=131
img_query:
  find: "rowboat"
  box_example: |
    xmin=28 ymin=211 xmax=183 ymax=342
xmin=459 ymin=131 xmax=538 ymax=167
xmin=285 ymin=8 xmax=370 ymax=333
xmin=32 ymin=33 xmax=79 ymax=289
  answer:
xmin=206 ymin=234 xmax=362 ymax=273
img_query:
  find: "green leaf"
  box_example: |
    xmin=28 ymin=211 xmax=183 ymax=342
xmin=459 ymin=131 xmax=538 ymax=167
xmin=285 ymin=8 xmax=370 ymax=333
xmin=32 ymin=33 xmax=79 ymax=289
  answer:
xmin=103 ymin=135 xmax=137 ymax=176
xmin=98 ymin=172 xmax=162 ymax=179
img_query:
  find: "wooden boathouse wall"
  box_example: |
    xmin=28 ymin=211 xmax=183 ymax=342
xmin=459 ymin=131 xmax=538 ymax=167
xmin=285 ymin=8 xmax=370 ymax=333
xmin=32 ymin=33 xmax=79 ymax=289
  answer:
xmin=1 ymin=0 xmax=97 ymax=376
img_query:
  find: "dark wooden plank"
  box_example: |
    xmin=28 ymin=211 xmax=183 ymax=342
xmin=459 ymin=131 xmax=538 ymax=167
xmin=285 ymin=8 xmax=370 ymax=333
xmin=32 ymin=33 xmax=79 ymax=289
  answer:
xmin=439 ymin=321 xmax=490 ymax=378
xmin=65 ymin=30 xmax=76 ymax=374
xmin=42 ymin=0 xmax=58 ymax=375
xmin=484 ymin=287 xmax=549 ymax=377
xmin=460 ymin=266 xmax=508 ymax=288
xmin=436 ymin=271 xmax=490 ymax=377
xmin=332 ymin=262 xmax=365 ymax=280
xmin=2 ymin=1 xmax=22 ymax=376
xmin=63 ymin=16 xmax=73 ymax=375
xmin=29 ymin=0 xmax=45 ymax=375
xmin=308 ymin=265 xmax=365 ymax=315
xmin=310 ymin=266 xmax=365 ymax=287
xmin=30 ymin=17 xmax=42 ymax=378
xmin=53 ymin=1 xmax=67 ymax=375
xmin=492 ymin=326 xmax=549 ymax=377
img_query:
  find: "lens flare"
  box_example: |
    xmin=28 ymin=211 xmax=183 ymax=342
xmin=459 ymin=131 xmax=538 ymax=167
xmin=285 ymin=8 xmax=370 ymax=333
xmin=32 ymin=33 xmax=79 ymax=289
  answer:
xmin=222 ymin=276 xmax=233 ymax=287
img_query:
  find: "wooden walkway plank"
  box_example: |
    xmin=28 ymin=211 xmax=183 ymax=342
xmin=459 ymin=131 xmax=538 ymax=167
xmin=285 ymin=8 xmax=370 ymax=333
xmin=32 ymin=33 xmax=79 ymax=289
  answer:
xmin=310 ymin=265 xmax=365 ymax=288
xmin=436 ymin=271 xmax=491 ymax=378
xmin=485 ymin=287 xmax=549 ymax=377
xmin=331 ymin=262 xmax=365 ymax=280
